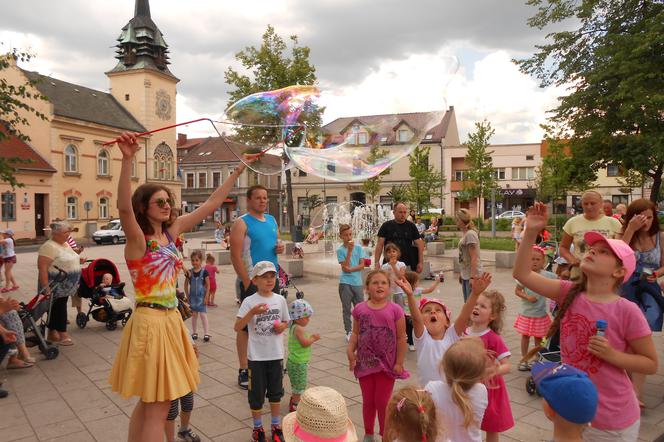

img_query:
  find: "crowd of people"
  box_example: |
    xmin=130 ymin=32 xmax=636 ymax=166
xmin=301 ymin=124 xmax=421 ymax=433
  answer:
xmin=0 ymin=130 xmax=662 ymax=442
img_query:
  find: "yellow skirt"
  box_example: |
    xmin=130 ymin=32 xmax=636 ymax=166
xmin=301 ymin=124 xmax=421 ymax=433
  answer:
xmin=108 ymin=307 xmax=199 ymax=403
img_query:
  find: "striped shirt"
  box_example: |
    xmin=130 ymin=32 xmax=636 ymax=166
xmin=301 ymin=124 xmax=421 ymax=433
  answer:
xmin=67 ymin=235 xmax=78 ymax=249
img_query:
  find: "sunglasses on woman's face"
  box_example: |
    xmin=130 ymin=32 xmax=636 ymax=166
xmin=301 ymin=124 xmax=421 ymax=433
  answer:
xmin=151 ymin=198 xmax=175 ymax=208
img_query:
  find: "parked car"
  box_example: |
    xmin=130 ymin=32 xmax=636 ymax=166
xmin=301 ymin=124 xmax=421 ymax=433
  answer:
xmin=496 ymin=210 xmax=525 ymax=219
xmin=92 ymin=219 xmax=126 ymax=245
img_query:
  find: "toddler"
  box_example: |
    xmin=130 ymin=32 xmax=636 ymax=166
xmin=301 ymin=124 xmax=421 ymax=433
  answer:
xmin=287 ymin=299 xmax=320 ymax=412
xmin=185 ymin=250 xmax=210 ymax=342
xmin=204 ymin=254 xmax=219 ymax=307
xmin=381 ymin=244 xmax=409 ymax=348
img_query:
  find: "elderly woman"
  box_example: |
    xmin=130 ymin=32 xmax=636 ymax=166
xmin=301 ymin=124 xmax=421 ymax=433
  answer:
xmin=38 ymin=221 xmax=83 ymax=346
xmin=0 ymin=295 xmax=34 ymax=368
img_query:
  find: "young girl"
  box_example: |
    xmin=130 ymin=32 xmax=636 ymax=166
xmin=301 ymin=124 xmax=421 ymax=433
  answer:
xmin=381 ymin=244 xmax=409 ymax=348
xmin=513 ymin=246 xmax=555 ymax=371
xmin=395 ymin=272 xmax=492 ymax=387
xmin=402 ymin=270 xmax=441 ymax=319
xmin=0 ymin=230 xmax=18 ymax=292
xmin=287 ymin=299 xmax=320 ymax=412
xmin=425 ymin=338 xmax=488 ymax=442
xmin=204 ymin=254 xmax=219 ymax=307
xmin=512 ymin=217 xmax=523 ymax=251
xmin=467 ymin=290 xmax=514 ymax=441
xmin=514 ymin=202 xmax=657 ymax=439
xmin=185 ymin=250 xmax=210 ymax=342
xmin=384 ymin=386 xmax=438 ymax=442
xmin=347 ymin=269 xmax=408 ymax=441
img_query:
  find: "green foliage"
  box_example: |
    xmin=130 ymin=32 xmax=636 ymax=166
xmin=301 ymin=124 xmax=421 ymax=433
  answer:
xmin=535 ymin=137 xmax=593 ymax=202
xmin=387 ymin=184 xmax=409 ymax=204
xmin=0 ymin=48 xmax=49 ymax=188
xmin=463 ymin=120 xmax=498 ymax=199
xmin=406 ymin=145 xmax=445 ymax=214
xmin=516 ymin=0 xmax=664 ymax=202
xmin=302 ymin=189 xmax=323 ymax=219
xmin=362 ymin=145 xmax=391 ymax=203
xmin=616 ymin=169 xmax=645 ymax=196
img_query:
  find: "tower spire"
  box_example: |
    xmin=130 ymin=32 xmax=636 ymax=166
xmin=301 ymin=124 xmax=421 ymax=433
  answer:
xmin=134 ymin=0 xmax=151 ymax=18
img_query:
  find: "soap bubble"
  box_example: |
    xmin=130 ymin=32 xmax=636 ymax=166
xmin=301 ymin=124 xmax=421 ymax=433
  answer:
xmin=212 ymin=85 xmax=320 ymax=175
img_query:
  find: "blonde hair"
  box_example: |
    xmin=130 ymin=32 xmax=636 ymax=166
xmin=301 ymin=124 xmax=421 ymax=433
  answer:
xmin=385 ymin=386 xmax=438 ymax=442
xmin=384 ymin=243 xmax=402 ymax=258
xmin=442 ymin=338 xmax=487 ymax=428
xmin=482 ymin=290 xmax=506 ymax=333
xmin=404 ymin=270 xmax=420 ymax=288
xmin=339 ymin=224 xmax=352 ymax=235
xmin=455 ymin=208 xmax=477 ymax=231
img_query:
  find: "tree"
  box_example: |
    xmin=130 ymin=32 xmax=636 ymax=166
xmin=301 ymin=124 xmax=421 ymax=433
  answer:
xmin=302 ymin=189 xmax=323 ymax=223
xmin=515 ymin=0 xmax=664 ymax=202
xmin=362 ymin=145 xmax=391 ymax=204
xmin=463 ymin=120 xmax=499 ymax=220
xmin=617 ymin=169 xmax=645 ymax=200
xmin=406 ymin=145 xmax=444 ymax=214
xmin=534 ymin=137 xmax=593 ymax=202
xmin=0 ymin=49 xmax=48 ymax=188
xmin=387 ymin=184 xmax=409 ymax=205
xmin=224 ymin=25 xmax=319 ymax=228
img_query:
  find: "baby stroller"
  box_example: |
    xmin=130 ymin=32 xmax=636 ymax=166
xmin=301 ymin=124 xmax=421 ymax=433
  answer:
xmin=278 ymin=265 xmax=304 ymax=300
xmin=20 ymin=266 xmax=68 ymax=360
xmin=538 ymin=240 xmax=558 ymax=272
xmin=76 ymin=258 xmax=132 ymax=331
xmin=525 ymin=325 xmax=561 ymax=395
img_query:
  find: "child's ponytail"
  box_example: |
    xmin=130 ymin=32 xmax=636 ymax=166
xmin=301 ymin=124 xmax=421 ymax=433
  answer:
xmin=450 ymin=380 xmax=475 ymax=428
xmin=385 ymin=386 xmax=437 ymax=442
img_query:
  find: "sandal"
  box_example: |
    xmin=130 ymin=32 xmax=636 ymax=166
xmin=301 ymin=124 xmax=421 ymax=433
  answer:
xmin=192 ymin=333 xmax=198 ymax=340
xmin=9 ymin=286 xmax=19 ymax=291
xmin=203 ymin=335 xmax=210 ymax=342
xmin=58 ymin=338 xmax=74 ymax=346
xmin=7 ymin=360 xmax=34 ymax=369
xmin=21 ymin=356 xmax=36 ymax=364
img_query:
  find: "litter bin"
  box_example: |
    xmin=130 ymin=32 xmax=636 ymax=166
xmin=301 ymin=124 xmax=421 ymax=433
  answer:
xmin=291 ymin=225 xmax=304 ymax=242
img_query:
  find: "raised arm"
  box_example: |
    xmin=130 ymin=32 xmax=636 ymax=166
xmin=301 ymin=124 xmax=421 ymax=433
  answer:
xmin=230 ymin=218 xmax=250 ymax=288
xmin=395 ymin=278 xmax=424 ymax=338
xmin=453 ymin=272 xmax=492 ymax=336
xmin=116 ymin=132 xmax=147 ymax=259
xmin=373 ymin=237 xmax=385 ymax=269
xmin=558 ymin=232 xmax=577 ymax=267
xmin=513 ymin=203 xmax=562 ymax=300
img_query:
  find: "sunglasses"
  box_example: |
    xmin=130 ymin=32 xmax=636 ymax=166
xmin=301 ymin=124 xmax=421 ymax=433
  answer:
xmin=151 ymin=198 xmax=175 ymax=208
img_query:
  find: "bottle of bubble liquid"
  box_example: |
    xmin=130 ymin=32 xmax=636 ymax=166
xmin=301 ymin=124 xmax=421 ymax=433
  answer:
xmin=596 ymin=319 xmax=607 ymax=337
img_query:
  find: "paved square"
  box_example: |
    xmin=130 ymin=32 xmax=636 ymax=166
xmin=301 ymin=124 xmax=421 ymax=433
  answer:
xmin=1 ymin=236 xmax=663 ymax=441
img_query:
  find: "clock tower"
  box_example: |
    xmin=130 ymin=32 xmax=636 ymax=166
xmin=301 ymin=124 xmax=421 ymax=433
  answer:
xmin=106 ymin=0 xmax=179 ymax=188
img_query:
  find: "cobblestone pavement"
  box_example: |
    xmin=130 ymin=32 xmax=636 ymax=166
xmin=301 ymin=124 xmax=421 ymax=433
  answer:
xmin=0 ymin=238 xmax=662 ymax=442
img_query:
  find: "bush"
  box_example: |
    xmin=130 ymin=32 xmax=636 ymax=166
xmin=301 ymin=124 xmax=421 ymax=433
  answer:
xmin=496 ymin=218 xmax=512 ymax=231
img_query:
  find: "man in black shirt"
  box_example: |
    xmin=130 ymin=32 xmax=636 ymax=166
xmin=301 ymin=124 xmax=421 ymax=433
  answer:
xmin=374 ymin=202 xmax=425 ymax=272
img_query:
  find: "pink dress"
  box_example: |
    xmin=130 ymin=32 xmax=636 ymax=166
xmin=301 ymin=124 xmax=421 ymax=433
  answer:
xmin=467 ymin=328 xmax=514 ymax=433
xmin=204 ymin=264 xmax=218 ymax=291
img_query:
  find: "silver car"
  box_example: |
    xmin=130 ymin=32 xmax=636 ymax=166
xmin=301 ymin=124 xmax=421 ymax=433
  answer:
xmin=92 ymin=219 xmax=126 ymax=245
xmin=496 ymin=210 xmax=525 ymax=219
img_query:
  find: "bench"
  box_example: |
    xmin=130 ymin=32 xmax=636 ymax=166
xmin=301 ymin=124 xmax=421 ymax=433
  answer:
xmin=426 ymin=242 xmax=445 ymax=256
xmin=201 ymin=240 xmax=220 ymax=250
xmin=210 ymin=249 xmax=231 ymax=265
xmin=281 ymin=258 xmax=303 ymax=278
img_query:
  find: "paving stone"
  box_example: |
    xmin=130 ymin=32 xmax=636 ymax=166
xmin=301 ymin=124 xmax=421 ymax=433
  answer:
xmin=190 ymin=404 xmax=247 ymax=438
xmin=33 ymin=419 xmax=87 ymax=441
xmin=84 ymin=414 xmax=130 ymax=442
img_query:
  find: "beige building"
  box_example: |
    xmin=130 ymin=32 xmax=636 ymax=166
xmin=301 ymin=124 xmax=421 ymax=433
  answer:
xmin=0 ymin=0 xmax=180 ymax=240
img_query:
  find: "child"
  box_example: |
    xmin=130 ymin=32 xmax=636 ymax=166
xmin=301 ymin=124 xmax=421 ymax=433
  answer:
xmin=235 ymin=261 xmax=290 ymax=442
xmin=424 ymin=338 xmax=489 ymax=442
xmin=185 ymin=250 xmax=210 ymax=342
xmin=531 ymin=362 xmax=598 ymax=442
xmin=384 ymin=386 xmax=438 ymax=442
xmin=164 ymin=339 xmax=201 ymax=442
xmin=287 ymin=299 xmax=320 ymax=412
xmin=402 ymin=270 xmax=441 ymax=320
xmin=467 ymin=290 xmax=514 ymax=441
xmin=337 ymin=224 xmax=367 ymax=342
xmin=0 ymin=230 xmax=17 ymax=292
xmin=514 ymin=202 xmax=657 ymax=439
xmin=381 ymin=244 xmax=409 ymax=349
xmin=513 ymin=246 xmax=555 ymax=371
xmin=347 ymin=269 xmax=408 ymax=441
xmin=395 ymin=272 xmax=493 ymax=387
xmin=512 ymin=217 xmax=523 ymax=251
xmin=204 ymin=253 xmax=219 ymax=307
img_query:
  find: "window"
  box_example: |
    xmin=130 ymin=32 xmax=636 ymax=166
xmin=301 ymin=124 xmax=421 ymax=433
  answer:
xmin=198 ymin=172 xmax=207 ymax=188
xmin=325 ymin=196 xmax=338 ymax=205
xmin=297 ymin=197 xmax=308 ymax=214
xmin=99 ymin=197 xmax=109 ymax=219
xmin=66 ymin=196 xmax=78 ymax=220
xmin=186 ymin=173 xmax=194 ymax=188
xmin=1 ymin=192 xmax=15 ymax=221
xmin=153 ymin=142 xmax=174 ymax=180
xmin=64 ymin=144 xmax=77 ymax=172
xmin=512 ymin=167 xmax=535 ymax=180
xmin=526 ymin=155 xmax=534 ymax=160
xmin=398 ymin=129 xmax=410 ymax=142
xmin=607 ymin=164 xmax=620 ymax=177
xmin=212 ymin=171 xmax=221 ymax=188
xmin=358 ymin=132 xmax=368 ymax=144
xmin=326 ymin=162 xmax=336 ymax=174
xmin=454 ymin=170 xmax=467 ymax=181
xmin=493 ymin=168 xmax=506 ymax=180
xmin=380 ymin=196 xmax=393 ymax=205
xmin=612 ymin=195 xmax=629 ymax=206
xmin=97 ymin=149 xmax=109 ymax=176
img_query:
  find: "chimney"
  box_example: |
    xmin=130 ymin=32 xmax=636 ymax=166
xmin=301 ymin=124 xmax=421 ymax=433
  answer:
xmin=177 ymin=133 xmax=187 ymax=146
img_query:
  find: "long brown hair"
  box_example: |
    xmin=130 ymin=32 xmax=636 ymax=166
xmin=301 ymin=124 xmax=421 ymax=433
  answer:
xmin=131 ymin=183 xmax=177 ymax=235
xmin=442 ymin=338 xmax=487 ymax=428
xmin=385 ymin=386 xmax=438 ymax=442
xmin=622 ymin=198 xmax=660 ymax=241
xmin=482 ymin=290 xmax=506 ymax=333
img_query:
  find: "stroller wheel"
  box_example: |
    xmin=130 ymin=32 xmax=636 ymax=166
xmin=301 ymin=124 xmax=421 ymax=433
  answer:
xmin=76 ymin=312 xmax=88 ymax=329
xmin=296 ymin=291 xmax=304 ymax=299
xmin=41 ymin=345 xmax=59 ymax=360
xmin=280 ymin=289 xmax=288 ymax=299
xmin=106 ymin=321 xmax=117 ymax=331
xmin=525 ymin=376 xmax=538 ymax=396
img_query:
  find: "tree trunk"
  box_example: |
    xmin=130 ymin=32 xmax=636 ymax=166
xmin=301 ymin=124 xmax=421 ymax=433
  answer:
xmin=285 ymin=168 xmax=295 ymax=229
xmin=649 ymin=163 xmax=663 ymax=203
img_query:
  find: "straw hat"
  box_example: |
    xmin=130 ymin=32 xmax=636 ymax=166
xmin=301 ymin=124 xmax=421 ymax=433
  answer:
xmin=283 ymin=386 xmax=357 ymax=442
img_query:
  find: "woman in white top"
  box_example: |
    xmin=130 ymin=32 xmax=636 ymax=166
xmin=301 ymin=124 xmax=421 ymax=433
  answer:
xmin=0 ymin=230 xmax=18 ymax=292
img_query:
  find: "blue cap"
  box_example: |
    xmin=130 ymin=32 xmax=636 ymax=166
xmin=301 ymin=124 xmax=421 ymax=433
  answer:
xmin=531 ymin=362 xmax=598 ymax=424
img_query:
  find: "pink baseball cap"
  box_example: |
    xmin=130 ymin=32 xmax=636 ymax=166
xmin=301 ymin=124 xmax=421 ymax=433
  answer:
xmin=583 ymin=231 xmax=636 ymax=282
xmin=419 ymin=298 xmax=451 ymax=320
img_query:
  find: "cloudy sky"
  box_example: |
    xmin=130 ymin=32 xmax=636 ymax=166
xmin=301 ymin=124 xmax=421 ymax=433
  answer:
xmin=0 ymin=0 xmax=566 ymax=144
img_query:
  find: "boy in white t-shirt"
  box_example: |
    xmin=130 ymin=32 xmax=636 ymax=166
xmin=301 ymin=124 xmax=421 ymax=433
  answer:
xmin=396 ymin=272 xmax=492 ymax=387
xmin=235 ymin=261 xmax=290 ymax=442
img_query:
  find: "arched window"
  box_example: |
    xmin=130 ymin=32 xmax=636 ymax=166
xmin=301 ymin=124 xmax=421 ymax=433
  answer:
xmin=98 ymin=149 xmax=110 ymax=176
xmin=153 ymin=142 xmax=174 ymax=180
xmin=99 ymin=197 xmax=109 ymax=219
xmin=64 ymin=144 xmax=78 ymax=172
xmin=66 ymin=196 xmax=78 ymax=220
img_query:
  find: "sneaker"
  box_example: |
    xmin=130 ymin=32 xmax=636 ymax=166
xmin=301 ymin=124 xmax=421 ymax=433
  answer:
xmin=238 ymin=368 xmax=249 ymax=390
xmin=191 ymin=333 xmax=198 ymax=340
xmin=0 ymin=389 xmax=8 ymax=399
xmin=203 ymin=334 xmax=210 ymax=342
xmin=408 ymin=344 xmax=416 ymax=352
xmin=271 ymin=425 xmax=284 ymax=442
xmin=177 ymin=427 xmax=201 ymax=442
xmin=252 ymin=427 xmax=266 ymax=442
xmin=518 ymin=361 xmax=531 ymax=372
xmin=345 ymin=332 xmax=352 ymax=343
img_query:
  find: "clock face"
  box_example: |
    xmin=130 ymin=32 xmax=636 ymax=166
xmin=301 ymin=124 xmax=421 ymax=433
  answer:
xmin=155 ymin=89 xmax=172 ymax=120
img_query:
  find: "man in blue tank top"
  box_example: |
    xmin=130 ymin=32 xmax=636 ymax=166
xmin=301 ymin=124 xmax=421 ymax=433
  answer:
xmin=230 ymin=185 xmax=284 ymax=389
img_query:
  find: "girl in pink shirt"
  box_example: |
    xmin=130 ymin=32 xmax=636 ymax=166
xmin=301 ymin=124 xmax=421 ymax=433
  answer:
xmin=204 ymin=254 xmax=219 ymax=307
xmin=514 ymin=203 xmax=657 ymax=439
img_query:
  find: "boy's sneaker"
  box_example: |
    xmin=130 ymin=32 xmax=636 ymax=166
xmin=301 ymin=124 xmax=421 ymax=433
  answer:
xmin=518 ymin=361 xmax=531 ymax=371
xmin=252 ymin=427 xmax=266 ymax=442
xmin=177 ymin=427 xmax=201 ymax=442
xmin=345 ymin=332 xmax=352 ymax=342
xmin=238 ymin=369 xmax=249 ymax=389
xmin=408 ymin=344 xmax=416 ymax=352
xmin=271 ymin=425 xmax=284 ymax=442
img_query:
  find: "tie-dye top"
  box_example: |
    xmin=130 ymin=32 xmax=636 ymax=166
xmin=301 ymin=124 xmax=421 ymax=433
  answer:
xmin=127 ymin=230 xmax=183 ymax=308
